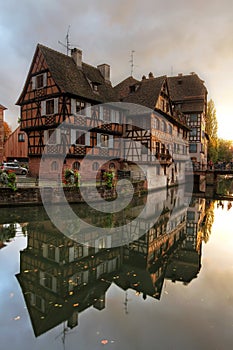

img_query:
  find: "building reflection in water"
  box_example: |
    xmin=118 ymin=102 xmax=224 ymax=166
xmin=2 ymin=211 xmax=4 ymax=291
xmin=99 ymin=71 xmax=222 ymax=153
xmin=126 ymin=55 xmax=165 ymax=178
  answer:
xmin=14 ymin=187 xmax=208 ymax=339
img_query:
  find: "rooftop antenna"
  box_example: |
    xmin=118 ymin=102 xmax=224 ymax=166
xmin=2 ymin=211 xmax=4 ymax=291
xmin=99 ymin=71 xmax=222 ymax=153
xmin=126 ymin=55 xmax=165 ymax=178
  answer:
xmin=58 ymin=25 xmax=80 ymax=55
xmin=129 ymin=50 xmax=135 ymax=76
xmin=171 ymin=65 xmax=174 ymax=76
xmin=58 ymin=25 xmax=71 ymax=55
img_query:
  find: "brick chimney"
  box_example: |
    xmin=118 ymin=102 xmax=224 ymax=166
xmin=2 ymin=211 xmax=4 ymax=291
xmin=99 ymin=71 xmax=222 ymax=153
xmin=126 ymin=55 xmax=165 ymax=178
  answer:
xmin=97 ymin=64 xmax=110 ymax=83
xmin=148 ymin=72 xmax=154 ymax=79
xmin=71 ymin=48 xmax=82 ymax=68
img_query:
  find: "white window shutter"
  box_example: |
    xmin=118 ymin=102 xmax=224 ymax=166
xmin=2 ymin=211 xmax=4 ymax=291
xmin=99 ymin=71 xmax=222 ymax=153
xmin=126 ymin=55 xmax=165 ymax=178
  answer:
xmin=71 ymin=98 xmax=76 ymax=115
xmin=31 ymin=76 xmax=36 ymax=90
xmin=52 ymin=276 xmax=57 ymax=292
xmin=56 ymin=129 xmax=61 ymax=144
xmin=71 ymin=129 xmax=76 ymax=145
xmin=83 ymin=245 xmax=89 ymax=257
xmin=85 ymin=132 xmax=90 ymax=146
xmin=115 ymin=111 xmax=120 ymax=123
xmin=83 ymin=270 xmax=88 ymax=283
xmin=109 ymin=136 xmax=113 ymax=148
xmin=39 ymin=271 xmax=44 ymax=286
xmin=85 ymin=103 xmax=91 ymax=117
xmin=41 ymin=101 xmax=46 ymax=116
xmin=44 ymin=130 xmax=48 ymax=144
xmin=54 ymin=98 xmax=59 ymax=114
xmin=69 ymin=246 xmax=75 ymax=262
xmin=55 ymin=247 xmax=60 ymax=262
xmin=42 ymin=244 xmax=48 ymax=257
xmin=97 ymin=133 xmax=100 ymax=146
xmin=43 ymin=72 xmax=47 ymax=87
xmin=99 ymin=106 xmax=103 ymax=120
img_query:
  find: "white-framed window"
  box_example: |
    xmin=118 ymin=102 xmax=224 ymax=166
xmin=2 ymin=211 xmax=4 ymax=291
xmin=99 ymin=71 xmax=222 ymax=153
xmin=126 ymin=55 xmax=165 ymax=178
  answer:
xmin=100 ymin=134 xmax=109 ymax=147
xmin=76 ymin=100 xmax=85 ymax=114
xmin=46 ymin=99 xmax=54 ymax=115
xmin=75 ymin=130 xmax=85 ymax=145
xmin=41 ymin=98 xmax=58 ymax=116
xmin=160 ymin=120 xmax=166 ymax=132
xmin=32 ymin=72 xmax=47 ymax=89
xmin=44 ymin=129 xmax=61 ymax=145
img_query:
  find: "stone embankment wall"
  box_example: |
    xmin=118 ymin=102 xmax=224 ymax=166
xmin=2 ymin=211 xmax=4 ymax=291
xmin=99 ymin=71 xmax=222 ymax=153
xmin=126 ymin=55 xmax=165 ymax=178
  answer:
xmin=0 ymin=181 xmax=145 ymax=207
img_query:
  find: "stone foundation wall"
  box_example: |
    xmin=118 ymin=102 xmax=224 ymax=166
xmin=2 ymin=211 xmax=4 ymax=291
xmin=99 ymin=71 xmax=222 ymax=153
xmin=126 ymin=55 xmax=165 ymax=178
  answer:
xmin=0 ymin=181 xmax=146 ymax=207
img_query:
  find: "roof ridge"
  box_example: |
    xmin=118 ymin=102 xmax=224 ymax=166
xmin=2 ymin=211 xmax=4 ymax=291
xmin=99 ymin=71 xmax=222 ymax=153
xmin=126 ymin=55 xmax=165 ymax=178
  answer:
xmin=38 ymin=43 xmax=100 ymax=72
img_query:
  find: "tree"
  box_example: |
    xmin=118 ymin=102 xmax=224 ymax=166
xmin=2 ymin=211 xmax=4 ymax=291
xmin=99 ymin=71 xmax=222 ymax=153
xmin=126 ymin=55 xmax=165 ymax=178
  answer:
xmin=217 ymin=139 xmax=232 ymax=162
xmin=206 ymin=99 xmax=218 ymax=162
xmin=3 ymin=121 xmax=12 ymax=141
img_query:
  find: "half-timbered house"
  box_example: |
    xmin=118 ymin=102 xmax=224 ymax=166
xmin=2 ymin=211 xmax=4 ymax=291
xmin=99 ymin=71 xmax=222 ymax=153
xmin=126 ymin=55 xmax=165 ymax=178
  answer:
xmin=16 ymin=44 xmax=124 ymax=179
xmin=114 ymin=74 xmax=190 ymax=189
xmin=168 ymin=73 xmax=208 ymax=169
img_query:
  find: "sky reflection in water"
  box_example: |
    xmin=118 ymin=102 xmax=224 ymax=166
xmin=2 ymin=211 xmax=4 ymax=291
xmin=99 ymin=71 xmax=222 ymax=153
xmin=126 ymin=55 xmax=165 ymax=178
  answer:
xmin=0 ymin=199 xmax=233 ymax=350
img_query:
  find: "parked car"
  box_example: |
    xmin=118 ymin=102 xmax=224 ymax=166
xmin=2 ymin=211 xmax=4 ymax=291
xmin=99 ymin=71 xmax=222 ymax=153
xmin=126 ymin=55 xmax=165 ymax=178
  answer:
xmin=1 ymin=162 xmax=28 ymax=175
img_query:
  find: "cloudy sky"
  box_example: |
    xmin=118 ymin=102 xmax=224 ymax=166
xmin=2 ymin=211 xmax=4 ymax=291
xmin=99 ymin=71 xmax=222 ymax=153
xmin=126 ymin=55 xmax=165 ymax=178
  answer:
xmin=0 ymin=0 xmax=233 ymax=139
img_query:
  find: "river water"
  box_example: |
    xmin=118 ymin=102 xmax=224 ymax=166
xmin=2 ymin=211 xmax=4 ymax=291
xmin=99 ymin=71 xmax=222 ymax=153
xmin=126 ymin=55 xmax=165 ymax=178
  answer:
xmin=0 ymin=184 xmax=233 ymax=350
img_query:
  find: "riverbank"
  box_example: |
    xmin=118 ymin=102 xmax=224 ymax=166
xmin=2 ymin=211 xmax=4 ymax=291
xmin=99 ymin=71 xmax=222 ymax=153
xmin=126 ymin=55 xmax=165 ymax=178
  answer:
xmin=0 ymin=180 xmax=146 ymax=207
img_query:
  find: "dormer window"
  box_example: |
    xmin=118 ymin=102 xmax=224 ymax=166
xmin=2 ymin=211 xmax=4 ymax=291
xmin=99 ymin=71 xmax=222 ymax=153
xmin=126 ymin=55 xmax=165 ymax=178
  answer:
xmin=130 ymin=85 xmax=136 ymax=93
xmin=92 ymin=83 xmax=98 ymax=92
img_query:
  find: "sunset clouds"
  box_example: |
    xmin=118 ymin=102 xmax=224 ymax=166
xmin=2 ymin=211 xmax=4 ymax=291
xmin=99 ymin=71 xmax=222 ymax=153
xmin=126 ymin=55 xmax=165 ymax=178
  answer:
xmin=0 ymin=0 xmax=232 ymax=138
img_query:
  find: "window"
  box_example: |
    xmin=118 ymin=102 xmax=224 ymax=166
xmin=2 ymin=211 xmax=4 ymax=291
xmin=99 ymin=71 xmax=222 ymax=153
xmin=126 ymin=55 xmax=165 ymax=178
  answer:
xmin=74 ymin=245 xmax=83 ymax=259
xmin=92 ymin=162 xmax=99 ymax=171
xmin=76 ymin=101 xmax=85 ymax=114
xmin=46 ymin=99 xmax=54 ymax=115
xmin=100 ymin=134 xmax=109 ymax=147
xmin=141 ymin=142 xmax=148 ymax=154
xmin=190 ymin=114 xmax=198 ymax=122
xmin=154 ymin=118 xmax=160 ymax=129
xmin=44 ymin=272 xmax=53 ymax=289
xmin=168 ymin=124 xmax=172 ymax=135
xmin=190 ymin=127 xmax=197 ymax=137
xmin=18 ymin=133 xmax=25 ymax=142
xmin=73 ymin=161 xmax=80 ymax=170
xmin=189 ymin=144 xmax=197 ymax=153
xmin=156 ymin=142 xmax=160 ymax=154
xmin=51 ymin=161 xmax=58 ymax=171
xmin=48 ymin=129 xmax=56 ymax=144
xmin=90 ymin=132 xmax=97 ymax=147
xmin=161 ymin=120 xmax=166 ymax=132
xmin=103 ymin=107 xmax=111 ymax=122
xmin=47 ymin=245 xmax=56 ymax=260
xmin=34 ymin=295 xmax=44 ymax=311
xmin=92 ymin=83 xmax=98 ymax=92
xmin=76 ymin=130 xmax=85 ymax=145
xmin=161 ymin=144 xmax=166 ymax=154
xmin=187 ymin=211 xmax=195 ymax=220
xmin=36 ymin=74 xmax=44 ymax=89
